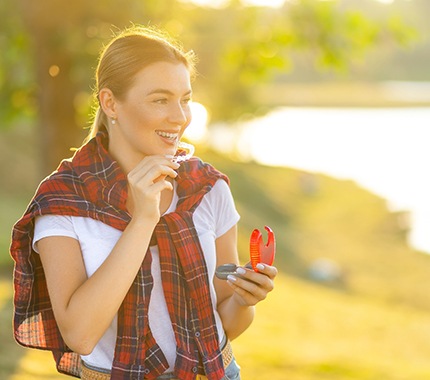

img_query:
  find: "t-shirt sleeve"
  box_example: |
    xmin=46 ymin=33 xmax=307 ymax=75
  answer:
xmin=33 ymin=214 xmax=78 ymax=253
xmin=210 ymin=179 xmax=240 ymax=238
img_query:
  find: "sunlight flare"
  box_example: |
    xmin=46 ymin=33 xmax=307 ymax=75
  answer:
xmin=183 ymin=102 xmax=208 ymax=143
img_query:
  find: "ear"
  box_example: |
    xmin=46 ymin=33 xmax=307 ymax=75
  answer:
xmin=99 ymin=88 xmax=117 ymax=118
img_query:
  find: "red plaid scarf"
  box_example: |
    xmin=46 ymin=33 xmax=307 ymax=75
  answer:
xmin=10 ymin=129 xmax=229 ymax=379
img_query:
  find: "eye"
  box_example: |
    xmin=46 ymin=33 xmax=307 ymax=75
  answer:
xmin=153 ymin=98 xmax=168 ymax=104
xmin=181 ymin=97 xmax=192 ymax=105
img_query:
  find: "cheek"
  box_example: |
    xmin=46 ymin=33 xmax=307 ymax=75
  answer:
xmin=126 ymin=106 xmax=157 ymax=130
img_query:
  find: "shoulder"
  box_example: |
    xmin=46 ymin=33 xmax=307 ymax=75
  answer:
xmin=178 ymin=157 xmax=229 ymax=185
xmin=34 ymin=214 xmax=121 ymax=244
xmin=196 ymin=179 xmax=236 ymax=216
xmin=35 ymin=161 xmax=75 ymax=197
xmin=174 ymin=157 xmax=230 ymax=211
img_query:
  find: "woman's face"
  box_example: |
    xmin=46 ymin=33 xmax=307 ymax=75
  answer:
xmin=109 ymin=61 xmax=192 ymax=169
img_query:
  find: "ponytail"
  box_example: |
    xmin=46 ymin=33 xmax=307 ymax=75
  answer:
xmin=83 ymin=106 xmax=107 ymax=144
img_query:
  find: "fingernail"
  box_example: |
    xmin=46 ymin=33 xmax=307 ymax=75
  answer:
xmin=227 ymin=275 xmax=237 ymax=282
xmin=256 ymin=263 xmax=265 ymax=271
xmin=236 ymin=267 xmax=246 ymax=275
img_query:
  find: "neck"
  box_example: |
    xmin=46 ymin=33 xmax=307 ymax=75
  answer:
xmin=108 ymin=141 xmax=144 ymax=175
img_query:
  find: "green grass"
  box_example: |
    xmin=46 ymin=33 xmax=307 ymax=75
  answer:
xmin=233 ymin=273 xmax=430 ymax=379
xmin=3 ymin=145 xmax=430 ymax=379
xmin=201 ymin=149 xmax=430 ymax=310
xmin=4 ymin=273 xmax=430 ymax=379
xmin=0 ymin=276 xmax=68 ymax=379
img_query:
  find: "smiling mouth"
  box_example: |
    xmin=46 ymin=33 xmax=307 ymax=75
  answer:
xmin=156 ymin=130 xmax=179 ymax=141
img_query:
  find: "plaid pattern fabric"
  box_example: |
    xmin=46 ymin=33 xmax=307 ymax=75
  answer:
xmin=10 ymin=129 xmax=229 ymax=379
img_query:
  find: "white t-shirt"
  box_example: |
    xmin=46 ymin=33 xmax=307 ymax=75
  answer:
xmin=33 ymin=179 xmax=240 ymax=371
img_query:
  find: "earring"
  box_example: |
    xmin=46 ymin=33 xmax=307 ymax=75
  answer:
xmin=111 ymin=118 xmax=116 ymax=125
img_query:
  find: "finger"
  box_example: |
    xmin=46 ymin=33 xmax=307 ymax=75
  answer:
xmin=149 ymin=178 xmax=174 ymax=194
xmin=254 ymin=263 xmax=278 ymax=280
xmin=235 ymin=266 xmax=275 ymax=291
xmin=226 ymin=280 xmax=260 ymax=306
xmin=134 ymin=155 xmax=180 ymax=172
xmin=128 ymin=156 xmax=179 ymax=179
xmin=227 ymin=273 xmax=270 ymax=301
xmin=128 ymin=163 xmax=178 ymax=186
xmin=130 ymin=159 xmax=179 ymax=178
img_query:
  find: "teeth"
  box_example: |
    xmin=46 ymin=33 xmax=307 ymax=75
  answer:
xmin=156 ymin=131 xmax=178 ymax=140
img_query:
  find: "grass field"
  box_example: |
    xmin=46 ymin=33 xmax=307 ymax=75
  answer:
xmin=3 ymin=143 xmax=430 ymax=379
xmin=3 ymin=271 xmax=430 ymax=380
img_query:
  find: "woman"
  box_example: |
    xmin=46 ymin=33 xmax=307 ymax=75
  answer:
xmin=11 ymin=26 xmax=277 ymax=380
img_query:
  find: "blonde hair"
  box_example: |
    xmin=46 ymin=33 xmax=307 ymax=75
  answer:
xmin=86 ymin=25 xmax=196 ymax=142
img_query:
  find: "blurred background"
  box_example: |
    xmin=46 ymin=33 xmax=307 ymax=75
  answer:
xmin=1 ymin=0 xmax=430 ymax=379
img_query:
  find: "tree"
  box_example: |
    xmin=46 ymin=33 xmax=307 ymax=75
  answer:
xmin=2 ymin=0 xmax=417 ymax=174
xmin=10 ymin=0 xmax=184 ymax=174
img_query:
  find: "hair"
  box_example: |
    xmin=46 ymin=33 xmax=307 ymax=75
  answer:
xmin=85 ymin=25 xmax=197 ymax=142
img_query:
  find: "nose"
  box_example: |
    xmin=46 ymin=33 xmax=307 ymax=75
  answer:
xmin=168 ymin=101 xmax=191 ymax=127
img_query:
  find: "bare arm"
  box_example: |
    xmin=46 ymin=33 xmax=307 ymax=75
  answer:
xmin=38 ymin=219 xmax=154 ymax=354
xmin=38 ymin=156 xmax=179 ymax=355
xmin=214 ymin=226 xmax=277 ymax=341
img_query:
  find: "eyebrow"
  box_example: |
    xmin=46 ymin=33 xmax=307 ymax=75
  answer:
xmin=146 ymin=89 xmax=192 ymax=97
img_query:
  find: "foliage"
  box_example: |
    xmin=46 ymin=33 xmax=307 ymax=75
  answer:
xmin=0 ymin=0 xmax=419 ymax=128
xmin=0 ymin=0 xmax=35 ymax=124
xmin=188 ymin=0 xmax=419 ymax=120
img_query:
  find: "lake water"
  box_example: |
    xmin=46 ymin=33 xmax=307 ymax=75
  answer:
xmin=208 ymin=107 xmax=430 ymax=254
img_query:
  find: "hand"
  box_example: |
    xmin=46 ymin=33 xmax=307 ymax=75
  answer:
xmin=226 ymin=263 xmax=277 ymax=307
xmin=127 ymin=156 xmax=180 ymax=223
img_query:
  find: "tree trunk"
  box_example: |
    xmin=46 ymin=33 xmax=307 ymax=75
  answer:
xmin=18 ymin=0 xmax=86 ymax=176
